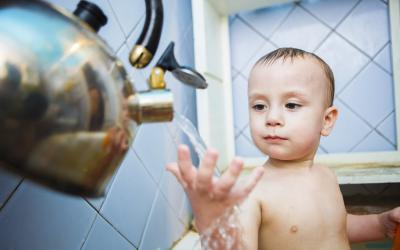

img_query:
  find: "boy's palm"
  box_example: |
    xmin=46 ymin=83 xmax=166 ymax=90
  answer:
xmin=167 ymin=145 xmax=264 ymax=233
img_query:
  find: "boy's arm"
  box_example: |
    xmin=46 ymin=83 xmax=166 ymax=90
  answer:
xmin=347 ymin=207 xmax=400 ymax=243
xmin=347 ymin=214 xmax=385 ymax=243
xmin=238 ymin=192 xmax=261 ymax=249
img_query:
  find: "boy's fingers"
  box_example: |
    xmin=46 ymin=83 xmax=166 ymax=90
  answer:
xmin=213 ymin=158 xmax=243 ymax=199
xmin=166 ymin=163 xmax=188 ymax=189
xmin=177 ymin=145 xmax=196 ymax=186
xmin=389 ymin=207 xmax=400 ymax=222
xmin=235 ymin=166 xmax=264 ymax=200
xmin=196 ymin=149 xmax=218 ymax=193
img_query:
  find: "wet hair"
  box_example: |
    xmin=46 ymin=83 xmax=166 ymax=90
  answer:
xmin=254 ymin=47 xmax=335 ymax=107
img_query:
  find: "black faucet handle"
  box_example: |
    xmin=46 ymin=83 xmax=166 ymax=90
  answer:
xmin=129 ymin=0 xmax=163 ymax=68
xmin=156 ymin=42 xmax=208 ymax=89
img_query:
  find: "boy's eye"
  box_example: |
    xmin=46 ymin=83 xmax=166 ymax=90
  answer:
xmin=285 ymin=103 xmax=301 ymax=109
xmin=252 ymin=104 xmax=266 ymax=111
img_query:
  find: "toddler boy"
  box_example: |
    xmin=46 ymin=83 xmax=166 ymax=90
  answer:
xmin=167 ymin=48 xmax=400 ymax=249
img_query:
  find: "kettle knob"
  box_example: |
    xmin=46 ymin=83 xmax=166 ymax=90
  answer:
xmin=73 ymin=0 xmax=107 ymax=32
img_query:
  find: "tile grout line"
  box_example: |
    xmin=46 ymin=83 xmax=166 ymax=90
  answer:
xmin=93 ymin=203 xmax=139 ymax=249
xmin=335 ymin=58 xmax=372 ymax=97
xmin=336 ymin=97 xmax=396 ymax=151
xmin=0 ymin=177 xmax=24 ymax=212
xmin=137 ymin=189 xmax=161 ymax=248
xmin=79 ymin=211 xmax=99 ymax=250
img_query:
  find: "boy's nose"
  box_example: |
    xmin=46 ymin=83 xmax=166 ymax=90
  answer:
xmin=266 ymin=118 xmax=282 ymax=127
xmin=265 ymin=109 xmax=283 ymax=127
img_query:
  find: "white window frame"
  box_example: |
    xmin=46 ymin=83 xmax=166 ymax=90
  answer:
xmin=192 ymin=0 xmax=400 ymax=184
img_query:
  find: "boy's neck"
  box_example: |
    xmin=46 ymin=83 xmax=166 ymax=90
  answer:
xmin=265 ymin=157 xmax=314 ymax=170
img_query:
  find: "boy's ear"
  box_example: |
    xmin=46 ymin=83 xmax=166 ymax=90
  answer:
xmin=321 ymin=106 xmax=338 ymax=136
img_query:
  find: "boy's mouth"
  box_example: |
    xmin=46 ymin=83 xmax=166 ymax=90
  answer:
xmin=263 ymin=135 xmax=288 ymax=141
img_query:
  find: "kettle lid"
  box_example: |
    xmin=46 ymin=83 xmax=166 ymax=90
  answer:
xmin=73 ymin=0 xmax=107 ymax=32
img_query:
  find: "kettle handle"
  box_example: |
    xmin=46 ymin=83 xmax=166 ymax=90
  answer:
xmin=129 ymin=0 xmax=163 ymax=68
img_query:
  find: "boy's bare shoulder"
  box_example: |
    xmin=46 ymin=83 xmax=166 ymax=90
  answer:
xmin=314 ymin=163 xmax=338 ymax=181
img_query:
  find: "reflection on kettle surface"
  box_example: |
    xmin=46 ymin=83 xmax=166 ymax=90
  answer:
xmin=0 ymin=0 xmax=164 ymax=197
xmin=0 ymin=0 xmax=208 ymax=197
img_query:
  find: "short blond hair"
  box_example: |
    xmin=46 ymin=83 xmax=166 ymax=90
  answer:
xmin=254 ymin=47 xmax=335 ymax=107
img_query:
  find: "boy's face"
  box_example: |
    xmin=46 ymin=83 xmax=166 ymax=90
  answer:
xmin=248 ymin=57 xmax=337 ymax=161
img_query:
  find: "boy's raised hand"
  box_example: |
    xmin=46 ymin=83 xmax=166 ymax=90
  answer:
xmin=166 ymin=144 xmax=264 ymax=233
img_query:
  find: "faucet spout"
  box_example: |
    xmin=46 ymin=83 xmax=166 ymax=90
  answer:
xmin=127 ymin=90 xmax=173 ymax=124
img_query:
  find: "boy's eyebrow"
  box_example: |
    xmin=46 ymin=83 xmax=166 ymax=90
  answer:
xmin=248 ymin=92 xmax=266 ymax=101
xmin=248 ymin=90 xmax=309 ymax=100
xmin=282 ymin=90 xmax=309 ymax=99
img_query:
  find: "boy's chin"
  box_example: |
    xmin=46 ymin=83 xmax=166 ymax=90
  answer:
xmin=262 ymin=150 xmax=294 ymax=161
xmin=264 ymin=150 xmax=314 ymax=161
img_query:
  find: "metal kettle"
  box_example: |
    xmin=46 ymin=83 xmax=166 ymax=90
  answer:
xmin=0 ymin=0 xmax=206 ymax=197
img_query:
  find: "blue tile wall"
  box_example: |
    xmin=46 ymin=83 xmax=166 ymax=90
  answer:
xmin=230 ymin=0 xmax=397 ymax=156
xmin=0 ymin=0 xmax=197 ymax=249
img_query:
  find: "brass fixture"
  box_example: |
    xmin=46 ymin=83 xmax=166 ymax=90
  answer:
xmin=129 ymin=45 xmax=153 ymax=69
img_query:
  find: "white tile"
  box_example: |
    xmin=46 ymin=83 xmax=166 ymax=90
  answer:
xmin=235 ymin=132 xmax=265 ymax=158
xmin=242 ymin=124 xmax=253 ymax=142
xmin=239 ymin=3 xmax=294 ymax=38
xmin=320 ymin=99 xmax=371 ymax=153
xmin=232 ymin=74 xmax=250 ymax=132
xmin=270 ymin=6 xmax=331 ymax=52
xmin=108 ymin=0 xmax=145 ymax=37
xmin=241 ymin=41 xmax=277 ymax=79
xmin=170 ymin=0 xmax=194 ymax=42
xmin=315 ymin=32 xmax=369 ymax=93
xmin=229 ymin=18 xmax=266 ymax=71
xmin=377 ymin=112 xmax=397 ymax=145
xmin=91 ymin=0 xmax=126 ymax=53
xmin=336 ymin=0 xmax=390 ymax=57
xmin=0 ymin=169 xmax=21 ymax=208
xmin=374 ymin=43 xmax=392 ymax=73
xmin=179 ymin=196 xmax=192 ymax=226
xmin=160 ymin=148 xmax=186 ymax=217
xmin=132 ymin=124 xmax=172 ymax=183
xmin=351 ymin=130 xmax=395 ymax=152
xmin=0 ymin=180 xmax=96 ymax=250
xmin=231 ymin=67 xmax=239 ymax=79
xmin=140 ymin=192 xmax=185 ymax=249
xmin=176 ymin=25 xmax=195 ymax=68
xmin=101 ymin=148 xmax=157 ymax=246
xmin=300 ymin=0 xmax=358 ymax=29
xmin=339 ymin=62 xmax=394 ymax=127
xmin=234 ymin=125 xmax=242 ymax=139
xmin=229 ymin=14 xmax=237 ymax=25
xmin=82 ymin=215 xmax=135 ymax=250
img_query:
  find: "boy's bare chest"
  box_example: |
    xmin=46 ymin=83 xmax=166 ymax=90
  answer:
xmin=256 ymin=175 xmax=348 ymax=247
